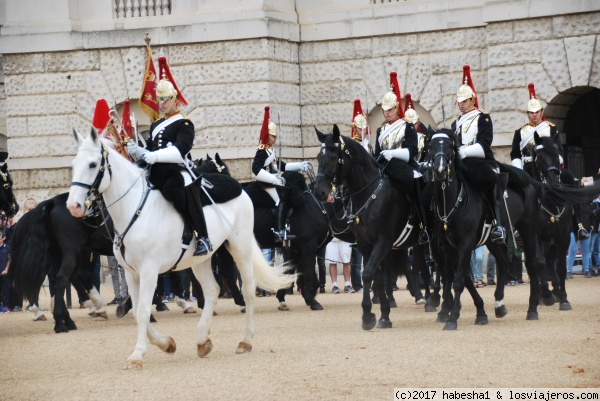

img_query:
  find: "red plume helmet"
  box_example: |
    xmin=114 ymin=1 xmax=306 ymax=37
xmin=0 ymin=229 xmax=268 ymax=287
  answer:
xmin=389 ymin=71 xmax=405 ymax=118
xmin=157 ymin=56 xmax=187 ymax=106
xmin=404 ymin=93 xmax=415 ymax=112
xmin=527 ymin=82 xmax=545 ymax=119
xmin=403 ymin=93 xmax=420 ymax=127
xmin=92 ymin=99 xmax=111 ymax=133
xmin=457 ymin=65 xmax=478 ymax=108
xmin=259 ymin=106 xmax=271 ymax=145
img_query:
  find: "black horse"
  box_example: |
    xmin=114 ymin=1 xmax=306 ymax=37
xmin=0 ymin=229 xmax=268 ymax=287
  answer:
xmin=313 ymin=125 xmax=433 ymax=330
xmin=530 ymin=133 xmax=600 ymax=310
xmin=427 ymin=129 xmax=545 ymax=330
xmin=0 ymin=162 xmax=20 ymax=218
xmin=8 ymin=193 xmax=114 ymax=333
xmin=199 ymin=154 xmax=333 ymax=311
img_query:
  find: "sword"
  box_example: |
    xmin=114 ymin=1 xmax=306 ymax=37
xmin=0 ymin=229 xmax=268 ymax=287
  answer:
xmin=440 ymin=83 xmax=446 ymax=129
xmin=277 ymin=111 xmax=282 ymax=173
xmin=131 ymin=110 xmax=140 ymax=146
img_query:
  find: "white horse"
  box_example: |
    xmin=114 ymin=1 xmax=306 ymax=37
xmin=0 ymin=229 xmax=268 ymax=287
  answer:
xmin=66 ymin=128 xmax=295 ymax=369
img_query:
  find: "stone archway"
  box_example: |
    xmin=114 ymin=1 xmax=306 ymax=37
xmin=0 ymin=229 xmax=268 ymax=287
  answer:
xmin=546 ymin=86 xmax=600 ymax=179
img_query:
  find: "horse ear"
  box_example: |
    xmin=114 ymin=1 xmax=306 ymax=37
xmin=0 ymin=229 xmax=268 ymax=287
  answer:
xmin=426 ymin=124 xmax=436 ymax=139
xmin=89 ymin=126 xmax=99 ymax=143
xmin=207 ymin=154 xmax=212 ymax=162
xmin=72 ymin=128 xmax=84 ymax=145
xmin=332 ymin=124 xmax=341 ymax=141
xmin=215 ymin=153 xmax=222 ymax=164
xmin=315 ymin=126 xmax=326 ymax=143
xmin=534 ymin=130 xmax=541 ymax=145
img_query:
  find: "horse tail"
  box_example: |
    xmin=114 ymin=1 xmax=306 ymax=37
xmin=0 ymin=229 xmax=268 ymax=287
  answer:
xmin=251 ymin=241 xmax=296 ymax=292
xmin=8 ymin=200 xmax=56 ymax=302
xmin=543 ymin=181 xmax=600 ymax=205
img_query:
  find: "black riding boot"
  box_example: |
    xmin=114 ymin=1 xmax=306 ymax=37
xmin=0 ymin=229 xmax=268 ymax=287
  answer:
xmin=274 ymin=201 xmax=296 ymax=242
xmin=490 ymin=172 xmax=508 ymax=244
xmin=185 ymin=181 xmax=213 ymax=256
xmin=414 ymin=177 xmax=430 ymax=245
xmin=572 ymin=203 xmax=590 ymax=240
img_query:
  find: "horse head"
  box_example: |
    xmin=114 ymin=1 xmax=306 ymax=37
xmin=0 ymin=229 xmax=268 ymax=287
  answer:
xmin=533 ymin=132 xmax=561 ymax=184
xmin=194 ymin=153 xmax=230 ymax=176
xmin=428 ymin=128 xmax=456 ymax=183
xmin=67 ymin=127 xmax=111 ymax=218
xmin=314 ymin=124 xmax=347 ymax=202
xmin=0 ymin=163 xmax=19 ymax=218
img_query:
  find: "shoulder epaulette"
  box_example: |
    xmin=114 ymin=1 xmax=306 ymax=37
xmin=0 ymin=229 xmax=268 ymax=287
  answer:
xmin=519 ymin=123 xmax=529 ymax=130
xmin=257 ymin=144 xmax=270 ymax=150
xmin=478 ymin=108 xmax=488 ymax=114
xmin=547 ymin=121 xmax=555 ymax=126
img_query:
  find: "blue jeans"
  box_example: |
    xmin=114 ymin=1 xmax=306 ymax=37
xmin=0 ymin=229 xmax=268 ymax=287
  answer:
xmin=589 ymin=231 xmax=600 ymax=267
xmin=566 ymin=232 xmax=591 ymax=273
xmin=350 ymin=248 xmax=363 ymax=290
xmin=470 ymin=246 xmax=484 ymax=282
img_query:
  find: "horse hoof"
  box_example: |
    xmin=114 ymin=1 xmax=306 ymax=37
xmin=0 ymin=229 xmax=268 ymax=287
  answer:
xmin=183 ymin=307 xmax=197 ymax=314
xmin=197 ymin=339 xmax=213 ymax=358
xmin=277 ymin=302 xmax=290 ymax=311
xmin=236 ymin=341 xmax=252 ymax=354
xmin=543 ymin=296 xmax=556 ymax=306
xmin=362 ymin=313 xmax=377 ymax=331
xmin=436 ymin=314 xmax=449 ymax=323
xmin=428 ymin=295 xmax=441 ymax=308
xmin=150 ymin=314 xmax=157 ymax=323
xmin=240 ymin=307 xmax=246 ymax=313
xmin=526 ymin=312 xmax=539 ymax=320
xmin=415 ymin=298 xmax=426 ymax=306
xmin=388 ymin=300 xmax=397 ymax=308
xmin=54 ymin=324 xmax=68 ymax=333
xmin=124 ymin=360 xmax=143 ymax=370
xmin=559 ymin=302 xmax=572 ymax=311
xmin=495 ymin=305 xmax=507 ymax=318
xmin=474 ymin=315 xmax=488 ymax=325
xmin=66 ymin=321 xmax=77 ymax=331
xmin=33 ymin=314 xmax=47 ymax=321
xmin=443 ymin=321 xmax=458 ymax=331
xmin=158 ymin=337 xmax=176 ymax=353
xmin=376 ymin=318 xmax=392 ymax=329
xmin=372 ymin=297 xmax=380 ymax=304
xmin=310 ymin=302 xmax=324 ymax=311
xmin=424 ymin=304 xmax=437 ymax=313
xmin=96 ymin=311 xmax=108 ymax=319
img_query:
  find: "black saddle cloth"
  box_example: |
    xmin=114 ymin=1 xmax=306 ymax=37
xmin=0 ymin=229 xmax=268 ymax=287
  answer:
xmin=242 ymin=171 xmax=307 ymax=210
xmin=498 ymin=162 xmax=531 ymax=188
xmin=378 ymin=158 xmax=416 ymax=192
xmin=457 ymin=158 xmax=497 ymax=191
xmin=198 ymin=173 xmax=243 ymax=206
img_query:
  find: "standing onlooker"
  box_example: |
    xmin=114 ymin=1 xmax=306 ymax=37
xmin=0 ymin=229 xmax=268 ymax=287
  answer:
xmin=589 ymin=194 xmax=600 ymax=275
xmin=0 ymin=231 xmax=10 ymax=312
xmin=470 ymin=246 xmax=485 ymax=287
xmin=107 ymin=256 xmax=128 ymax=305
xmin=567 ymin=230 xmax=591 ymax=278
xmin=486 ymin=252 xmax=496 ymax=286
xmin=326 ymin=238 xmax=354 ymax=293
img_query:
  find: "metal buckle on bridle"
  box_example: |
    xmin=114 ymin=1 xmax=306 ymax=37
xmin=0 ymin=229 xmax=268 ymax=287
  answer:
xmin=70 ymin=143 xmax=112 ymax=213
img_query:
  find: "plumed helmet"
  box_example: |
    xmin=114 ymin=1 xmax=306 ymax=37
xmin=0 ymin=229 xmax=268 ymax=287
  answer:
xmin=353 ymin=114 xmax=368 ymax=129
xmin=403 ymin=93 xmax=419 ymax=124
xmin=156 ymin=56 xmax=187 ymax=106
xmin=526 ymin=83 xmax=543 ymax=112
xmin=381 ymin=72 xmax=405 ymax=118
xmin=456 ymin=65 xmax=478 ymax=108
xmin=259 ymin=106 xmax=276 ymax=145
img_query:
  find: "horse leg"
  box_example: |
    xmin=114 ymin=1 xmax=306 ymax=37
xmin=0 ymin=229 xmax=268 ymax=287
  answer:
xmin=300 ymin=246 xmax=322 ymax=311
xmin=192 ymin=260 xmax=220 ymax=357
xmin=170 ymin=271 xmax=197 ymax=314
xmin=374 ymin=267 xmax=392 ymax=328
xmin=444 ymin=249 xmax=472 ymax=330
xmin=536 ymin=240 xmax=555 ymax=305
xmin=231 ymin=248 xmax=258 ymax=354
xmin=428 ymin=248 xmax=442 ymax=310
xmin=463 ymin=275 xmax=488 ymax=326
xmin=436 ymin=259 xmax=454 ymax=323
xmin=556 ymin=242 xmax=571 ymax=310
xmin=521 ymin=236 xmax=541 ymax=320
xmin=217 ymin=248 xmax=245 ymax=310
xmin=52 ymin=262 xmax=73 ymax=333
xmin=384 ymin=265 xmax=396 ymax=309
xmin=411 ymin=246 xmax=427 ymax=306
xmin=489 ymin=244 xmax=508 ymax=319
xmin=360 ymin=242 xmax=391 ymax=330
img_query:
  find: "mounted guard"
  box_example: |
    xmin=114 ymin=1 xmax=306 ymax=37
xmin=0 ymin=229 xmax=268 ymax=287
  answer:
xmin=251 ymin=106 xmax=308 ymax=242
xmin=403 ymin=93 xmax=428 ymax=164
xmin=375 ymin=72 xmax=429 ymax=244
xmin=350 ymin=99 xmax=371 ymax=153
xmin=126 ymin=56 xmax=212 ymax=256
xmin=451 ymin=64 xmax=506 ymax=244
xmin=510 ymin=82 xmax=589 ymax=240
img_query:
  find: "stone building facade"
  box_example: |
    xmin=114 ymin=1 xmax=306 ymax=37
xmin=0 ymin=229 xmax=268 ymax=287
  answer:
xmin=0 ymin=0 xmax=599 ymax=208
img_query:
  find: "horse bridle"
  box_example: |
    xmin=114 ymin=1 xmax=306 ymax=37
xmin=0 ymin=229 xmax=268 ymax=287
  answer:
xmin=70 ymin=143 xmax=113 ymax=213
xmin=316 ymin=136 xmax=351 ymax=195
xmin=532 ymin=144 xmax=561 ymax=184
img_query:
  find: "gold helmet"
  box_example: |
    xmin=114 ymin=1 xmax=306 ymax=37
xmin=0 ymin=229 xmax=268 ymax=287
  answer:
xmin=260 ymin=106 xmax=277 ymax=145
xmin=156 ymin=56 xmax=187 ymax=106
xmin=353 ymin=114 xmax=368 ymax=129
xmin=268 ymin=121 xmax=278 ymax=137
xmin=403 ymin=93 xmax=419 ymax=124
xmin=526 ymin=83 xmax=543 ymax=112
xmin=381 ymin=72 xmax=404 ymax=117
xmin=456 ymin=65 xmax=478 ymax=108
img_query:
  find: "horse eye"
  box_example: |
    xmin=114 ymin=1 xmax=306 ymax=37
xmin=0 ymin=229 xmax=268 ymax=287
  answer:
xmin=90 ymin=162 xmax=97 ymax=169
xmin=3 ymin=184 xmax=9 ymax=189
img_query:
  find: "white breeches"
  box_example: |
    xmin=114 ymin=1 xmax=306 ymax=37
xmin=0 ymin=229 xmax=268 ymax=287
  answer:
xmin=264 ymin=187 xmax=280 ymax=206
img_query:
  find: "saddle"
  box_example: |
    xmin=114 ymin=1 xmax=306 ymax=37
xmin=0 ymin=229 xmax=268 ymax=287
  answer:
xmin=378 ymin=158 xmax=416 ymax=192
xmin=195 ymin=173 xmax=243 ymax=206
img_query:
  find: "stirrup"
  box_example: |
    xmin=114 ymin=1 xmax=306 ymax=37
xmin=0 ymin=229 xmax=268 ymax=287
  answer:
xmin=577 ymin=225 xmax=589 ymax=241
xmin=274 ymin=229 xmax=296 ymax=242
xmin=418 ymin=228 xmax=430 ymax=245
xmin=193 ymin=237 xmax=213 ymax=256
xmin=490 ymin=227 xmax=506 ymax=244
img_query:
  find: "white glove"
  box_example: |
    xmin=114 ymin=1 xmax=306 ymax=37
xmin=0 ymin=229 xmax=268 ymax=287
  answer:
xmin=559 ymin=154 xmax=564 ymax=164
xmin=285 ymin=161 xmax=310 ymax=172
xmin=127 ymin=142 xmax=148 ymax=159
xmin=142 ymin=152 xmax=158 ymax=165
xmin=458 ymin=144 xmax=484 ymax=159
xmin=511 ymin=158 xmax=523 ymax=169
xmin=255 ymin=169 xmax=284 ymax=186
xmin=381 ymin=148 xmax=409 ymax=162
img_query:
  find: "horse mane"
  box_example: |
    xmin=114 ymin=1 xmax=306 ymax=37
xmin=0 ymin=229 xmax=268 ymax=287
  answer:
xmin=324 ymin=132 xmax=379 ymax=171
xmin=537 ymin=135 xmax=560 ymax=161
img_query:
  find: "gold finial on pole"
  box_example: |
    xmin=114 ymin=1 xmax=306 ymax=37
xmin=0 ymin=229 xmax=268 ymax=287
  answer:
xmin=144 ymin=33 xmax=151 ymax=45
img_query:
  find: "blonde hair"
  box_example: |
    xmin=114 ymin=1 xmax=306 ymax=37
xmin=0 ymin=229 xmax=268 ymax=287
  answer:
xmin=23 ymin=198 xmax=37 ymax=213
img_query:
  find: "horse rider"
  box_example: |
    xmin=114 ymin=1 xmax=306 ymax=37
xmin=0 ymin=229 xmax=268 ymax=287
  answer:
xmin=374 ymin=72 xmax=429 ymax=244
xmin=350 ymin=99 xmax=372 ymax=153
xmin=451 ymin=64 xmax=506 ymax=244
xmin=251 ymin=106 xmax=308 ymax=242
xmin=510 ymin=82 xmax=589 ymax=240
xmin=403 ymin=93 xmax=428 ymax=164
xmin=127 ymin=56 xmax=212 ymax=256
